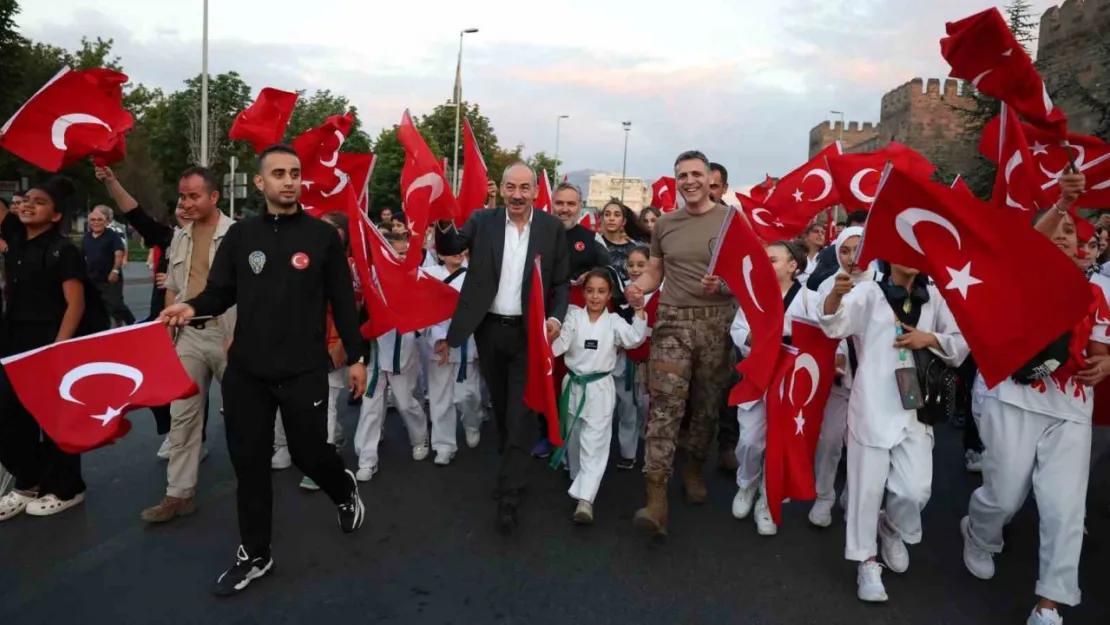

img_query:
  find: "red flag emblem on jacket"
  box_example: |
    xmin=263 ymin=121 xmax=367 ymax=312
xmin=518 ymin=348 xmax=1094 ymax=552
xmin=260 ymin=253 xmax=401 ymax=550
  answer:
xmin=941 ymin=7 xmax=1067 ymax=137
xmin=229 ymin=87 xmax=298 ymax=155
xmin=0 ymin=322 xmax=199 ymax=453
xmin=708 ymin=207 xmax=784 ymax=405
xmin=763 ymin=319 xmax=839 ymax=525
xmin=652 ymin=176 xmax=677 ymax=211
xmin=980 ymin=114 xmax=1110 ymax=209
xmin=456 ymin=117 xmax=488 ymax=226
xmin=858 ymin=165 xmax=1092 ymax=387
xmin=826 ymin=143 xmax=936 ymax=211
xmin=0 ymin=67 xmax=134 ymax=172
xmin=523 ymin=256 xmax=562 ymax=446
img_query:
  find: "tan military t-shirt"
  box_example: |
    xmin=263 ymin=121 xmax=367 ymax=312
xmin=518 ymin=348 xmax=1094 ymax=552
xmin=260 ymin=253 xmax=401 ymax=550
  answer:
xmin=649 ymin=204 xmax=734 ymax=308
xmin=184 ymin=222 xmax=216 ymax=301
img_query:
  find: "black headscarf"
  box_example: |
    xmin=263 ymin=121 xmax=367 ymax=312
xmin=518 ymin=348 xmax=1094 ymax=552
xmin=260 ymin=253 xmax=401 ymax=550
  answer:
xmin=876 ymin=261 xmax=930 ymax=327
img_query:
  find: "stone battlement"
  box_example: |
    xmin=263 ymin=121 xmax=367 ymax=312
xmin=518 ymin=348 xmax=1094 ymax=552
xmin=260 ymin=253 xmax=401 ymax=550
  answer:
xmin=1039 ymin=0 xmax=1110 ymax=57
xmin=880 ymin=78 xmax=968 ymax=120
xmin=808 ymin=120 xmax=879 ymax=158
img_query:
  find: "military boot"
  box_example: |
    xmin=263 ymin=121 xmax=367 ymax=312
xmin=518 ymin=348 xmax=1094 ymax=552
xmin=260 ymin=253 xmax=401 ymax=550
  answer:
xmin=633 ymin=471 xmax=669 ymax=536
xmin=681 ymin=458 xmax=709 ymax=504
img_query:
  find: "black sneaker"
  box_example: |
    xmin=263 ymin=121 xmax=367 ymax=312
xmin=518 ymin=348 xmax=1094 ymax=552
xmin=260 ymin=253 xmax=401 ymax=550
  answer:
xmin=337 ymin=470 xmax=365 ymax=533
xmin=616 ymin=458 xmax=635 ymax=471
xmin=213 ymin=545 xmax=273 ymax=596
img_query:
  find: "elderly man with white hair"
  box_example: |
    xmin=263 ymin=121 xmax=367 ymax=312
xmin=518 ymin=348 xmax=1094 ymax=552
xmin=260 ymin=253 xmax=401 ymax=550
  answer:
xmin=83 ymin=204 xmax=136 ymax=326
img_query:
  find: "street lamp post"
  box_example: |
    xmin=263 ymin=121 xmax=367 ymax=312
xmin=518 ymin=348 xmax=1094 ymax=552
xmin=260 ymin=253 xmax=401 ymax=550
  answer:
xmin=619 ymin=121 xmax=631 ymax=203
xmin=452 ymin=28 xmax=479 ymax=195
xmin=200 ymin=0 xmax=209 ymax=166
xmin=554 ymin=114 xmax=569 ymax=181
xmin=829 ymin=110 xmax=845 ymax=142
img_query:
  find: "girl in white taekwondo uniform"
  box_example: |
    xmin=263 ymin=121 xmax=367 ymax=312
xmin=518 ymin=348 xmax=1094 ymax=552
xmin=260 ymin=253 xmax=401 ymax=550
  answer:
xmin=819 ymin=260 xmax=968 ymax=603
xmin=730 ymin=241 xmax=815 ymax=536
xmin=551 ymin=269 xmax=647 ymax=525
xmin=809 ymin=227 xmax=875 ymax=527
xmin=423 ymin=249 xmax=483 ymax=465
xmin=614 ymin=249 xmax=653 ymax=470
xmin=962 ymin=208 xmax=1110 ymax=625
xmin=353 ymin=236 xmax=431 ymax=481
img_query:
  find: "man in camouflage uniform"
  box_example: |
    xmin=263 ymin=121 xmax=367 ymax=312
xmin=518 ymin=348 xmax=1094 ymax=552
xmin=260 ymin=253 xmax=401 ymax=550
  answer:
xmin=625 ymin=150 xmax=736 ymax=536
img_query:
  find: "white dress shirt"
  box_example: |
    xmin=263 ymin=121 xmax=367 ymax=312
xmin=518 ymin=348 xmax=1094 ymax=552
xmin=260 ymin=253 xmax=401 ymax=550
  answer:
xmin=490 ymin=210 xmax=533 ymax=316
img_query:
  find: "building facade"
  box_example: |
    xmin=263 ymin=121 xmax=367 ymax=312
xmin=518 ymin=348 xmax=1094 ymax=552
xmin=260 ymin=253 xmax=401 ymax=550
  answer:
xmin=586 ymin=173 xmax=652 ymax=213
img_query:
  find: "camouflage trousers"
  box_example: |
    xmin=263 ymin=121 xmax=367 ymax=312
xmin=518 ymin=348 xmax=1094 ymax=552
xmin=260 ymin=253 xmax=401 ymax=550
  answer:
xmin=643 ymin=304 xmax=736 ymax=476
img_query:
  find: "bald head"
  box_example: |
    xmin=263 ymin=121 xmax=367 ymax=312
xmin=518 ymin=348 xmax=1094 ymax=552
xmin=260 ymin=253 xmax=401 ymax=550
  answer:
xmin=501 ymin=161 xmax=537 ymax=186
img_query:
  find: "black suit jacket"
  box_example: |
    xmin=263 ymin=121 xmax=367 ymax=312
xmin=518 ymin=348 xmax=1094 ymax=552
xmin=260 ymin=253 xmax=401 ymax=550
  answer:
xmin=435 ymin=208 xmax=569 ymax=347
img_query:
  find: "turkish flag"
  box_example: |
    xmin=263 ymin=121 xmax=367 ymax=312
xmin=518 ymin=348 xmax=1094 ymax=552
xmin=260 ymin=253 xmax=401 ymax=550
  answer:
xmin=579 ymin=210 xmax=598 ymax=232
xmin=763 ymin=319 xmax=840 ymax=525
xmin=735 ymin=192 xmax=812 ymax=244
xmin=826 ymin=143 xmax=936 ymax=211
xmin=951 ymin=175 xmax=975 ymax=198
xmin=750 ymin=175 xmax=775 ymax=203
xmin=980 ymin=115 xmax=1110 ymax=209
xmin=859 ymin=166 xmax=1093 ymax=387
xmin=303 ymin=152 xmax=375 ymax=218
xmin=764 ymin=142 xmax=842 ymax=231
xmin=399 ymin=110 xmax=459 ymax=254
xmin=941 ymin=7 xmax=1067 ymax=137
xmin=824 ymin=207 xmax=837 ymax=242
xmin=229 ymin=87 xmax=298 ymax=154
xmin=365 ymin=222 xmax=458 ymax=334
xmin=456 ymin=117 xmax=488 ymax=226
xmin=535 ymin=169 xmax=554 ymax=213
xmin=652 ymin=176 xmax=677 ymax=211
xmin=345 ymin=191 xmax=395 ymax=339
xmin=293 ymin=112 xmax=359 ymax=216
xmin=0 ymin=322 xmax=199 ymax=453
xmin=981 ymin=104 xmax=1055 ymax=211
xmin=708 ymin=207 xmax=784 ymax=405
xmin=523 ymin=256 xmax=562 ymax=446
xmin=1 ymin=67 xmax=135 ymax=172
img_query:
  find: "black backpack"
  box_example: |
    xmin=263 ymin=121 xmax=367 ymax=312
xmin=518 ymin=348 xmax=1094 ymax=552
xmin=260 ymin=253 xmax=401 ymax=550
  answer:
xmin=44 ymin=236 xmax=110 ymax=337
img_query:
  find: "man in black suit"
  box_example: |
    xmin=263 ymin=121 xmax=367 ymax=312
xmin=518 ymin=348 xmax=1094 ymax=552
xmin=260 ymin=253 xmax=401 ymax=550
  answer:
xmin=435 ymin=161 xmax=570 ymax=534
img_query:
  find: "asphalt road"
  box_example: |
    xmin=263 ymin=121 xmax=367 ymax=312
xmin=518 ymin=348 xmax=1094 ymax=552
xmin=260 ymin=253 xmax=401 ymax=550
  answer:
xmin=2 ymin=275 xmax=1109 ymax=624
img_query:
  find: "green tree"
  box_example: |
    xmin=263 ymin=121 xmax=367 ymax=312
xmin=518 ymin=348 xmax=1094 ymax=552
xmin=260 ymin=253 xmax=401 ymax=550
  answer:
xmin=415 ymin=101 xmax=499 ymax=179
xmin=282 ymin=89 xmax=372 ymax=153
xmin=0 ymin=0 xmax=29 ymax=120
xmin=526 ymin=150 xmax=562 ymax=184
xmin=1053 ymin=37 xmax=1110 ymax=143
xmin=487 ymin=143 xmax=523 ymax=184
xmin=953 ymin=0 xmax=1042 ymax=200
xmin=72 ymin=36 xmax=121 ymax=71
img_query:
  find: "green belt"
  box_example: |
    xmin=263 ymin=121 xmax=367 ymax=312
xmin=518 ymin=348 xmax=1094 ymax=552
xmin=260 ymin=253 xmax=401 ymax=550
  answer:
xmin=365 ymin=339 xmax=380 ymax=398
xmin=550 ymin=370 xmax=610 ymax=469
xmin=623 ymin=358 xmax=638 ymax=407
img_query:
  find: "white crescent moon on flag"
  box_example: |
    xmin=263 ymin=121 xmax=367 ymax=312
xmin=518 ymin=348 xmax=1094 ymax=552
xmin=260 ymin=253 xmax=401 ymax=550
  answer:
xmin=1039 ymin=145 xmax=1085 ymax=181
xmin=406 ymin=172 xmax=444 ymax=204
xmin=971 ymin=69 xmax=993 ymax=88
xmin=790 ymin=354 xmax=820 ymax=407
xmin=741 ymin=255 xmax=764 ymax=313
xmin=51 ymin=113 xmax=112 ymax=151
xmin=894 ymin=208 xmax=963 ymax=255
xmin=378 ymin=244 xmax=401 ymax=265
xmin=59 ymin=362 xmax=144 ymax=406
xmin=751 ymin=208 xmax=773 ymax=227
xmin=320 ymin=129 xmax=345 ymax=168
xmin=802 ymin=169 xmax=833 ymax=202
xmin=1042 ymin=83 xmax=1054 ymax=115
xmin=1003 ymin=150 xmax=1026 ymax=210
xmin=849 ymin=168 xmax=878 ymax=203
xmin=321 ymin=169 xmax=350 ymax=198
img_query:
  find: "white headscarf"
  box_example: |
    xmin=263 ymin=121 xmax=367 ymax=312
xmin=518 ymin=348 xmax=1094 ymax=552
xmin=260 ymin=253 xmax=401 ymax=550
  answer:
xmin=833 ymin=226 xmax=873 ymax=281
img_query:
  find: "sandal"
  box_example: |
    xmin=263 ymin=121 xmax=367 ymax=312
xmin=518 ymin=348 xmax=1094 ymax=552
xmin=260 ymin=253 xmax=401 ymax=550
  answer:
xmin=0 ymin=490 xmax=39 ymax=522
xmin=25 ymin=493 xmax=85 ymax=517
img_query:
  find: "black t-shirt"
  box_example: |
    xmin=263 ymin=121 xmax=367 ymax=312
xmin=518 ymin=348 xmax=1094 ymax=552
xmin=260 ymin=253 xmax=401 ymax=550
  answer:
xmin=1 ymin=213 xmax=85 ymax=327
xmin=603 ymin=236 xmax=643 ymax=282
xmin=82 ymin=228 xmax=125 ymax=282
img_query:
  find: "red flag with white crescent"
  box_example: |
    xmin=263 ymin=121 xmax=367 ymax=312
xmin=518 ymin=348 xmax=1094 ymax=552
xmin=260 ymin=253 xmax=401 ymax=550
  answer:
xmin=652 ymin=176 xmax=677 ymax=211
xmin=229 ymin=87 xmax=298 ymax=154
xmin=0 ymin=323 xmax=198 ymax=453
xmin=535 ymin=170 xmax=553 ymax=213
xmin=826 ymin=143 xmax=936 ymax=211
xmin=523 ymin=256 xmax=562 ymax=446
xmin=456 ymin=117 xmax=488 ymax=226
xmin=762 ymin=143 xmax=842 ymax=237
xmin=398 ymin=110 xmax=459 ymax=268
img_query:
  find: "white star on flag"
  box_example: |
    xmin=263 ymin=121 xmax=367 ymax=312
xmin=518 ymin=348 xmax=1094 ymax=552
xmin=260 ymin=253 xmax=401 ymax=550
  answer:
xmin=945 ymin=262 xmax=983 ymax=299
xmin=792 ymin=188 xmax=804 ymax=203
xmin=1030 ymin=141 xmax=1048 ymax=156
xmin=91 ymin=405 xmax=124 ymax=427
xmin=794 ymin=412 xmax=806 ymax=435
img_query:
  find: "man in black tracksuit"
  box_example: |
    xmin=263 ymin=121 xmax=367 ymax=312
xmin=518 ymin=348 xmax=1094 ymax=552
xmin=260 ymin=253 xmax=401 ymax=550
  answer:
xmin=160 ymin=145 xmax=368 ymax=596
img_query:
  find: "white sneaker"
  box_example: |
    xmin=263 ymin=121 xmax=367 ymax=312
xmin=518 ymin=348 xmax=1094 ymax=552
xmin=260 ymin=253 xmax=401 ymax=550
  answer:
xmin=465 ymin=428 xmax=481 ymax=449
xmin=355 ymin=466 xmax=378 ymax=482
xmin=856 ymin=561 xmax=888 ymax=602
xmin=879 ymin=513 xmax=909 ymax=573
xmin=808 ymin=499 xmax=834 ymax=528
xmin=25 ymin=493 xmax=85 ymax=517
xmin=573 ymin=500 xmax=594 ymax=525
xmin=412 ymin=442 xmax=430 ymax=461
xmin=0 ymin=490 xmax=37 ymax=522
xmin=271 ymin=446 xmax=292 ymax=470
xmin=961 ymin=516 xmax=995 ymax=579
xmin=434 ymin=449 xmax=455 ymax=466
xmin=157 ymin=436 xmax=172 ymax=460
xmin=965 ymin=449 xmax=983 ymax=473
xmin=753 ymin=496 xmax=778 ymax=536
xmin=1027 ymin=607 xmax=1063 ymax=625
xmin=731 ymin=483 xmax=757 ymax=520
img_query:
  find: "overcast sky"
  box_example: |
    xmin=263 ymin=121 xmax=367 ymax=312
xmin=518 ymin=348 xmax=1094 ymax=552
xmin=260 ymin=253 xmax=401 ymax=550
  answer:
xmin=17 ymin=0 xmax=1061 ymax=187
